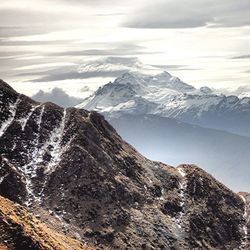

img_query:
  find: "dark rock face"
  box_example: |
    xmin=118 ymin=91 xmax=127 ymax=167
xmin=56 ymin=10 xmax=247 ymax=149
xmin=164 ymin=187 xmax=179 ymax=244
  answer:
xmin=0 ymin=79 xmax=249 ymax=249
xmin=238 ymin=192 xmax=250 ymax=249
xmin=183 ymin=166 xmax=245 ymax=249
xmin=0 ymin=156 xmax=27 ymax=203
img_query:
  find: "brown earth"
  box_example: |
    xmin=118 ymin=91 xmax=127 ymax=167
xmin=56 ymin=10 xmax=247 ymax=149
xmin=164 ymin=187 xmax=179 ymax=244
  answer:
xmin=0 ymin=195 xmax=93 ymax=250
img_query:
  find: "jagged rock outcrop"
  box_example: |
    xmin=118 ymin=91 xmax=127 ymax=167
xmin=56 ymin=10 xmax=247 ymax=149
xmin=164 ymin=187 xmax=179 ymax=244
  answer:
xmin=0 ymin=79 xmax=249 ymax=249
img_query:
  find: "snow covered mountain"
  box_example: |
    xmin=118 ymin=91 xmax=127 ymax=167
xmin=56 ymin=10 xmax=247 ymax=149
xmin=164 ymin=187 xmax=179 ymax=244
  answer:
xmin=1 ymin=79 xmax=250 ymax=249
xmin=77 ymin=71 xmax=250 ymax=137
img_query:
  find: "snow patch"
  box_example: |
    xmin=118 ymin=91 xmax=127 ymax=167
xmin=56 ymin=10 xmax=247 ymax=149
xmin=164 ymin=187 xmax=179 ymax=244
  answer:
xmin=45 ymin=108 xmax=67 ymax=174
xmin=239 ymin=194 xmax=248 ymax=249
xmin=177 ymin=167 xmax=186 ymax=177
xmin=20 ymin=107 xmax=69 ymax=206
xmin=18 ymin=105 xmax=39 ymax=131
xmin=37 ymin=105 xmax=45 ymax=131
xmin=172 ymin=167 xmax=187 ymax=237
xmin=0 ymin=173 xmax=9 ymax=184
xmin=0 ymin=96 xmax=20 ymax=137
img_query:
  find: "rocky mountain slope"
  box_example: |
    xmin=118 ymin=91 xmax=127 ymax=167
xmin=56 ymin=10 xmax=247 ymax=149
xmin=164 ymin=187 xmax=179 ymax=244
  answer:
xmin=0 ymin=195 xmax=88 ymax=250
xmin=77 ymin=71 xmax=250 ymax=137
xmin=0 ymin=79 xmax=249 ymax=249
xmin=239 ymin=192 xmax=250 ymax=249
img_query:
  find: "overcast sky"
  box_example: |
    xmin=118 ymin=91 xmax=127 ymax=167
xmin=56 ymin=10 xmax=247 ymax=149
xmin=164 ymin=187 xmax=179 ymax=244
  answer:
xmin=0 ymin=0 xmax=249 ymax=97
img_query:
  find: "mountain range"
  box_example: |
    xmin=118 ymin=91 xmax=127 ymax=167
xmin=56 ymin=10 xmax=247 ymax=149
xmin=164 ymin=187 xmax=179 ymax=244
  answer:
xmin=77 ymin=71 xmax=250 ymax=137
xmin=77 ymin=71 xmax=250 ymax=191
xmin=0 ymin=79 xmax=249 ymax=249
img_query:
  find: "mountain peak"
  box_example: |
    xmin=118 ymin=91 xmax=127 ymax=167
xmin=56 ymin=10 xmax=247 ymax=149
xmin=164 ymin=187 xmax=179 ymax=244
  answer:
xmin=116 ymin=71 xmax=149 ymax=82
xmin=77 ymin=71 xmax=196 ymax=114
xmin=154 ymin=71 xmax=173 ymax=79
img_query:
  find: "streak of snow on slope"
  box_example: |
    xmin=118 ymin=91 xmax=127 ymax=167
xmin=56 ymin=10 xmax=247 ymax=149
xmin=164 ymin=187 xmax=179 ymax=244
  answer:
xmin=100 ymin=100 xmax=136 ymax=113
xmin=172 ymin=167 xmax=187 ymax=238
xmin=37 ymin=105 xmax=44 ymax=131
xmin=0 ymin=96 xmax=20 ymax=137
xmin=20 ymin=107 xmax=69 ymax=205
xmin=239 ymin=195 xmax=248 ymax=249
xmin=18 ymin=105 xmax=39 ymax=131
xmin=177 ymin=167 xmax=186 ymax=178
xmin=45 ymin=108 xmax=67 ymax=174
xmin=0 ymin=173 xmax=8 ymax=184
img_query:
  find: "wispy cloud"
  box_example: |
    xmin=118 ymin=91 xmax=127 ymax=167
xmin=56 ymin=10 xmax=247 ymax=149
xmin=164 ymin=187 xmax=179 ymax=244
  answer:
xmin=231 ymin=54 xmax=250 ymax=59
xmin=124 ymin=0 xmax=250 ymax=29
xmin=150 ymin=64 xmax=201 ymax=71
xmin=31 ymin=70 xmax=128 ymax=82
xmin=20 ymin=57 xmax=161 ymax=82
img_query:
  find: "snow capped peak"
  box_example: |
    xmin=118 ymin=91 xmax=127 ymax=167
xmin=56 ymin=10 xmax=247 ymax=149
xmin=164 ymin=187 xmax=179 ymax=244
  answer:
xmin=154 ymin=71 xmax=173 ymax=79
xmin=113 ymin=71 xmax=148 ymax=86
xmin=112 ymin=71 xmax=195 ymax=92
xmin=77 ymin=71 xmax=250 ymax=136
xmin=149 ymin=72 xmax=195 ymax=92
xmin=77 ymin=71 xmax=197 ymax=114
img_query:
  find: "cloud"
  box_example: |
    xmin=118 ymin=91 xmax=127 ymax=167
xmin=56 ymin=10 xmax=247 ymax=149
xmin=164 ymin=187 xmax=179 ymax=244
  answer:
xmin=232 ymin=55 xmax=250 ymax=59
xmin=17 ymin=57 xmax=202 ymax=82
xmin=79 ymin=86 xmax=90 ymax=92
xmin=57 ymin=0 xmax=115 ymax=4
xmin=78 ymin=57 xmax=144 ymax=71
xmin=31 ymin=70 xmax=128 ymax=82
xmin=46 ymin=44 xmax=157 ymax=57
xmin=0 ymin=41 xmax=157 ymax=81
xmin=0 ymin=9 xmax=63 ymax=30
xmin=123 ymin=0 xmax=250 ymax=29
xmin=150 ymin=64 xmax=201 ymax=71
xmin=0 ymin=9 xmax=79 ymax=40
xmin=26 ymin=57 xmax=147 ymax=82
xmin=0 ymin=25 xmax=52 ymax=38
xmin=32 ymin=87 xmax=84 ymax=107
xmin=216 ymin=85 xmax=250 ymax=98
xmin=231 ymin=86 xmax=250 ymax=97
xmin=0 ymin=39 xmax=72 ymax=46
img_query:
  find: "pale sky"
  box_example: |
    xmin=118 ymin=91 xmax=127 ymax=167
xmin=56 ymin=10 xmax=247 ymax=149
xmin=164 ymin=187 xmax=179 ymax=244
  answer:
xmin=0 ymin=0 xmax=249 ymax=98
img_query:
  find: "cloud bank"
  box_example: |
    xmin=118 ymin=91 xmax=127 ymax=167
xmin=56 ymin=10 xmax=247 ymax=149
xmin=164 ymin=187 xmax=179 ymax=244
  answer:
xmin=124 ymin=0 xmax=250 ymax=29
xmin=29 ymin=57 xmax=150 ymax=82
xmin=32 ymin=87 xmax=84 ymax=107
